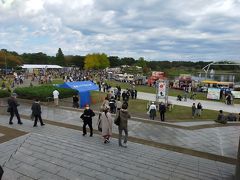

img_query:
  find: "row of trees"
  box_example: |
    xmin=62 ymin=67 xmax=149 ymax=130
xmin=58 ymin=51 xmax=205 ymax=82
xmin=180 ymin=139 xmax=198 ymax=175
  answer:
xmin=1 ymin=48 xmax=239 ymax=72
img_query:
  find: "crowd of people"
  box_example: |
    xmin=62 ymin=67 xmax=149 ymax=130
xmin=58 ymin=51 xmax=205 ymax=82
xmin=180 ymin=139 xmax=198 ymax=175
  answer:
xmin=6 ymin=88 xmax=132 ymax=148
xmin=77 ymin=94 xmax=131 ymax=147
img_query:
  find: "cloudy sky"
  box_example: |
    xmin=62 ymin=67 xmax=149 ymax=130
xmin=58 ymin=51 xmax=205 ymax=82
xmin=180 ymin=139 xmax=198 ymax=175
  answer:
xmin=0 ymin=0 xmax=240 ymax=61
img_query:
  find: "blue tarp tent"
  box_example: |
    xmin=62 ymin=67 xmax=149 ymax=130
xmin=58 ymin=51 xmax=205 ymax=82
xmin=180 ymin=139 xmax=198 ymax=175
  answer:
xmin=59 ymin=81 xmax=99 ymax=107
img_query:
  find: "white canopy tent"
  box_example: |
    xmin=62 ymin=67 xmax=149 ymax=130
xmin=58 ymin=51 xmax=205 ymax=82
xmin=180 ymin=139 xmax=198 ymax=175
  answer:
xmin=21 ymin=64 xmax=62 ymax=69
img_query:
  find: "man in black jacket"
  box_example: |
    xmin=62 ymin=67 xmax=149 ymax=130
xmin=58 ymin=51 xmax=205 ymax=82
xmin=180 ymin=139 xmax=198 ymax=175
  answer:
xmin=159 ymin=102 xmax=166 ymax=122
xmin=31 ymin=99 xmax=45 ymax=127
xmin=80 ymin=104 xmax=95 ymax=137
xmin=7 ymin=93 xmax=22 ymax=125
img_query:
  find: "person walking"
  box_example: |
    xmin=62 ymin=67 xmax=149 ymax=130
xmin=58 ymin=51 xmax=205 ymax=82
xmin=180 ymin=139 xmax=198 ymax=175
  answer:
xmin=159 ymin=102 xmax=166 ymax=121
xmin=7 ymin=93 xmax=23 ymax=125
xmin=100 ymin=97 xmax=109 ymax=111
xmin=148 ymin=102 xmax=157 ymax=120
xmin=31 ymin=99 xmax=45 ymax=127
xmin=192 ymin=103 xmax=196 ymax=119
xmin=117 ymin=103 xmax=131 ymax=148
xmin=99 ymin=106 xmax=113 ymax=143
xmin=80 ymin=104 xmax=95 ymax=137
xmin=109 ymin=96 xmax=116 ymax=114
xmin=53 ymin=89 xmax=59 ymax=106
xmin=196 ymin=102 xmax=203 ymax=117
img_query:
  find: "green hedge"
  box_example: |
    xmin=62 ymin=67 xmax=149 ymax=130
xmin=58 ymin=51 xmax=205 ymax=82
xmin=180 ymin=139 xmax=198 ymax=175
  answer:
xmin=14 ymin=85 xmax=78 ymax=101
xmin=0 ymin=89 xmax=10 ymax=98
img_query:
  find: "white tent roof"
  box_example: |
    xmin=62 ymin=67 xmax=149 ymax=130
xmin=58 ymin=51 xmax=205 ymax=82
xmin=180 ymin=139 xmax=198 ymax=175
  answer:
xmin=21 ymin=64 xmax=62 ymax=69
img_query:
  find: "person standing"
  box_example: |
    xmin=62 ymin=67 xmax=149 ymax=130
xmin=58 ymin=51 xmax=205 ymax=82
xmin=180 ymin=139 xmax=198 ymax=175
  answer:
xmin=183 ymin=91 xmax=187 ymax=101
xmin=80 ymin=104 xmax=95 ymax=137
xmin=116 ymin=98 xmax=122 ymax=112
xmin=99 ymin=106 xmax=113 ymax=143
xmin=72 ymin=95 xmax=79 ymax=108
xmin=134 ymin=89 xmax=137 ymax=99
xmin=192 ymin=103 xmax=196 ymax=119
xmin=159 ymin=102 xmax=166 ymax=121
xmin=31 ymin=99 xmax=45 ymax=127
xmin=196 ymin=102 xmax=203 ymax=117
xmin=148 ymin=102 xmax=157 ymax=120
xmin=7 ymin=93 xmax=23 ymax=125
xmin=117 ymin=103 xmax=131 ymax=148
xmin=53 ymin=89 xmax=59 ymax=106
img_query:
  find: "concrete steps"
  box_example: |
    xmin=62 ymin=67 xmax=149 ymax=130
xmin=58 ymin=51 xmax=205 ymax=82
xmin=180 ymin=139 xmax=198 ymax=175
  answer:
xmin=0 ymin=116 xmax=235 ymax=180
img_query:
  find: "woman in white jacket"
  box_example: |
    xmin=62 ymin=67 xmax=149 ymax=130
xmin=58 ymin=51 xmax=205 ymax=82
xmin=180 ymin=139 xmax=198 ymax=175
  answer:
xmin=99 ymin=106 xmax=113 ymax=143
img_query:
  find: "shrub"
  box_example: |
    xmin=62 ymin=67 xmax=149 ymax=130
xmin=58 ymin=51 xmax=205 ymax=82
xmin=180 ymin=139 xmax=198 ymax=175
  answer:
xmin=0 ymin=89 xmax=10 ymax=98
xmin=14 ymin=85 xmax=78 ymax=101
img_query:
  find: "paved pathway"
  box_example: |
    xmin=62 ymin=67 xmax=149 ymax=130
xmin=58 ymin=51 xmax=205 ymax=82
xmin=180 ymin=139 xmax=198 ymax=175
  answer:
xmin=0 ymin=116 xmax=236 ymax=180
xmin=11 ymin=103 xmax=240 ymax=159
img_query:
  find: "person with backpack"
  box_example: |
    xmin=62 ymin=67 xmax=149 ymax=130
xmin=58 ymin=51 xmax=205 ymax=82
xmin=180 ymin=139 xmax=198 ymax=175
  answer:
xmin=80 ymin=104 xmax=95 ymax=137
xmin=115 ymin=103 xmax=131 ymax=148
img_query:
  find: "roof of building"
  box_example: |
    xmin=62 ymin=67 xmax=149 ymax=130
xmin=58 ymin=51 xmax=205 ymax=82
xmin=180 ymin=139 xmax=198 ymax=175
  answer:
xmin=21 ymin=64 xmax=62 ymax=69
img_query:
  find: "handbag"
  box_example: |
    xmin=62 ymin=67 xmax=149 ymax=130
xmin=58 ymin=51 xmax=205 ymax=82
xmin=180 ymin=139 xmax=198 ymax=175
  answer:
xmin=114 ymin=111 xmax=121 ymax=126
xmin=7 ymin=107 xmax=11 ymax=112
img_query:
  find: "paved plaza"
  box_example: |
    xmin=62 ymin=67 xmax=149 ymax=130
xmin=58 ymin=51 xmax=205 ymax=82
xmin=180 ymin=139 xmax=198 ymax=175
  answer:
xmin=0 ymin=101 xmax=239 ymax=179
xmin=16 ymin=103 xmax=240 ymax=158
xmin=0 ymin=115 xmax=236 ymax=180
xmin=0 ymin=80 xmax=239 ymax=179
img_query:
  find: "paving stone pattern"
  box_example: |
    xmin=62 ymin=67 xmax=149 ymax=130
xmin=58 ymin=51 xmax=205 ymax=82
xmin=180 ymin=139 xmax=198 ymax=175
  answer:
xmin=17 ymin=104 xmax=240 ymax=158
xmin=0 ymin=117 xmax=235 ymax=180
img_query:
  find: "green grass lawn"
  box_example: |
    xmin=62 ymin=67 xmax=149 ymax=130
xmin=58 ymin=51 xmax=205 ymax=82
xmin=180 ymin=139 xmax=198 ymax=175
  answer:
xmin=127 ymin=99 xmax=221 ymax=121
xmin=90 ymin=91 xmax=107 ymax=104
xmin=89 ymin=93 xmax=222 ymax=121
xmin=51 ymin=79 xmax=64 ymax=84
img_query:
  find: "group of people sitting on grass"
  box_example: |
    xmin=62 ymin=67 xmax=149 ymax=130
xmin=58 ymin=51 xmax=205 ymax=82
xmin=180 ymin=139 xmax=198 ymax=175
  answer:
xmin=215 ymin=110 xmax=240 ymax=124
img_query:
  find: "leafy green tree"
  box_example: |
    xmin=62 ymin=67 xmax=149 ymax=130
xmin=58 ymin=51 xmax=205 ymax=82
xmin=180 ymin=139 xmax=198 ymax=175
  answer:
xmin=65 ymin=55 xmax=85 ymax=68
xmin=121 ymin=57 xmax=136 ymax=66
xmin=136 ymin=57 xmax=147 ymax=68
xmin=108 ymin=56 xmax=121 ymax=67
xmin=56 ymin=48 xmax=65 ymax=66
xmin=84 ymin=53 xmax=109 ymax=70
xmin=22 ymin=52 xmax=51 ymax=64
xmin=0 ymin=50 xmax=22 ymax=68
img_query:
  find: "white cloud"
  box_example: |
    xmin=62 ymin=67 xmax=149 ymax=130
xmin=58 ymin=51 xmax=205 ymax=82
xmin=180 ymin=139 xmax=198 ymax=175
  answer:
xmin=0 ymin=0 xmax=239 ymax=61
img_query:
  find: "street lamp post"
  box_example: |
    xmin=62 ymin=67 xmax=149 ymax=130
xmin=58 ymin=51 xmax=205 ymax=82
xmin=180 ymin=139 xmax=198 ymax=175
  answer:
xmin=5 ymin=53 xmax=7 ymax=75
